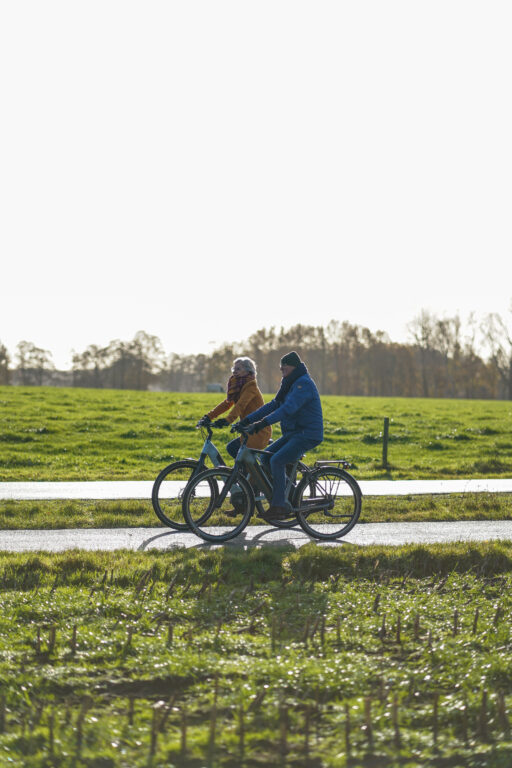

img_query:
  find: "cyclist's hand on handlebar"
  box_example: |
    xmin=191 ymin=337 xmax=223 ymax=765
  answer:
xmin=231 ymin=416 xmax=260 ymax=433
xmin=232 ymin=417 xmax=250 ymax=432
xmin=196 ymin=415 xmax=211 ymax=428
xmin=246 ymin=419 xmax=268 ymax=435
xmin=212 ymin=418 xmax=229 ymax=428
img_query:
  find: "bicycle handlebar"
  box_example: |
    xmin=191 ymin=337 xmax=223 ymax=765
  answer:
xmin=196 ymin=421 xmax=213 ymax=439
xmin=196 ymin=419 xmax=249 ymax=443
xmin=230 ymin=423 xmax=251 ymax=446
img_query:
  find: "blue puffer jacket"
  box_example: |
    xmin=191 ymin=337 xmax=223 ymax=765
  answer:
xmin=247 ymin=372 xmax=323 ymax=441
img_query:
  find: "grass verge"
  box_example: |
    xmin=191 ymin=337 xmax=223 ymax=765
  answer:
xmin=1 ymin=493 xmax=512 ymax=530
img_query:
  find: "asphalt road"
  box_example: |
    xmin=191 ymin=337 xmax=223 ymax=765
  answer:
xmin=2 ymin=520 xmax=512 ymax=552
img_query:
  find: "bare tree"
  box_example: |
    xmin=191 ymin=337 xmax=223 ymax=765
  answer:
xmin=16 ymin=341 xmax=55 ymax=385
xmin=246 ymin=327 xmax=279 ymax=393
xmin=129 ymin=331 xmax=165 ymax=389
xmin=407 ymin=310 xmax=437 ymax=397
xmin=206 ymin=343 xmax=239 ymax=389
xmin=431 ymin=315 xmax=462 ymax=397
xmin=162 ymin=352 xmax=206 ymax=392
xmin=71 ymin=344 xmax=110 ymax=387
xmin=0 ymin=341 xmax=10 ymax=385
xmin=457 ymin=313 xmax=486 ymax=398
xmin=481 ymin=309 xmax=512 ymax=399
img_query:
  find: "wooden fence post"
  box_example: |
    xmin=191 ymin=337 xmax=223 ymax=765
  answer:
xmin=382 ymin=418 xmax=390 ymax=468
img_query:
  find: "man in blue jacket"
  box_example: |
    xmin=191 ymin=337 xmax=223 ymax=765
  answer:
xmin=240 ymin=351 xmax=324 ymax=519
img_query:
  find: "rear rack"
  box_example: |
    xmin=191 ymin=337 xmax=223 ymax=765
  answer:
xmin=314 ymin=460 xmax=351 ymax=470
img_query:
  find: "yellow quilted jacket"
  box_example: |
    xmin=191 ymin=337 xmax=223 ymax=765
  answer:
xmin=206 ymin=379 xmax=272 ymax=449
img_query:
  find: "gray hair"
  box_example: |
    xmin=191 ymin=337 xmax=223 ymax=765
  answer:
xmin=233 ymin=357 xmax=257 ymax=375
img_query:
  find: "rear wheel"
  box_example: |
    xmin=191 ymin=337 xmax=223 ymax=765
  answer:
xmin=294 ymin=467 xmax=361 ymax=540
xmin=183 ymin=467 xmax=254 ymax=543
xmin=152 ymin=460 xmax=205 ymax=531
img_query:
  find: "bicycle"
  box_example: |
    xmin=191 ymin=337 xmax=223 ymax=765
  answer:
xmin=182 ymin=425 xmax=362 ymax=543
xmin=151 ymin=421 xmax=306 ymax=531
xmin=151 ymin=421 xmax=227 ymax=531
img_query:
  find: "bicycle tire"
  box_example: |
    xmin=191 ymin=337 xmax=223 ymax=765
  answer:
xmin=294 ymin=467 xmax=362 ymax=540
xmin=183 ymin=467 xmax=254 ymax=543
xmin=152 ymin=459 xmax=206 ymax=531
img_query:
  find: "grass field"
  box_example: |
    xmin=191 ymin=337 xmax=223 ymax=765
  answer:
xmin=1 ymin=386 xmax=511 ymax=482
xmin=1 ymin=544 xmax=512 ymax=767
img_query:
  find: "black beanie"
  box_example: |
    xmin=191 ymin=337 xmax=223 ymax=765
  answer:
xmin=280 ymin=351 xmax=302 ymax=367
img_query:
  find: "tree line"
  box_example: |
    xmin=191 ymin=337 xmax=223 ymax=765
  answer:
xmin=1 ymin=310 xmax=511 ymax=399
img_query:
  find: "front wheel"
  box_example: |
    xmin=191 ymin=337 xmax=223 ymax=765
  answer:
xmin=183 ymin=467 xmax=254 ymax=543
xmin=293 ymin=467 xmax=362 ymax=540
xmin=152 ymin=460 xmax=203 ymax=531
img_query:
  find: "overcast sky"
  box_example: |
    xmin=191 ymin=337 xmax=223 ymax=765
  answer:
xmin=1 ymin=1 xmax=511 ymax=369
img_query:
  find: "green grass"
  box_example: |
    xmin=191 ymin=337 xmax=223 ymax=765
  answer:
xmin=1 ymin=493 xmax=512 ymax=530
xmin=1 ymin=544 xmax=512 ymax=767
xmin=1 ymin=386 xmax=512 ymax=481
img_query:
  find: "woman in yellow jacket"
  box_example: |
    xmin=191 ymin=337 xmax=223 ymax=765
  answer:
xmin=201 ymin=357 xmax=271 ymax=458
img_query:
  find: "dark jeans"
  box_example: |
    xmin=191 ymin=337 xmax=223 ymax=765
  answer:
xmin=262 ymin=432 xmax=321 ymax=507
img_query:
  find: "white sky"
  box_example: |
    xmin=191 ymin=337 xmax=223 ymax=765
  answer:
xmin=1 ymin=1 xmax=511 ymax=369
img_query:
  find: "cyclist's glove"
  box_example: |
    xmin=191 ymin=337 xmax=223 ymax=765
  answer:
xmin=197 ymin=415 xmax=211 ymax=427
xmin=231 ymin=421 xmax=245 ymax=433
xmin=212 ymin=418 xmax=229 ymax=428
xmin=246 ymin=418 xmax=268 ymax=435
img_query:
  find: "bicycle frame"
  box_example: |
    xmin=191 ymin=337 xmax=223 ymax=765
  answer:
xmin=195 ymin=425 xmax=225 ymax=469
xmin=240 ymin=446 xmax=274 ymax=501
xmin=176 ymin=425 xmax=228 ymax=491
xmin=213 ymin=433 xmax=301 ymax=514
